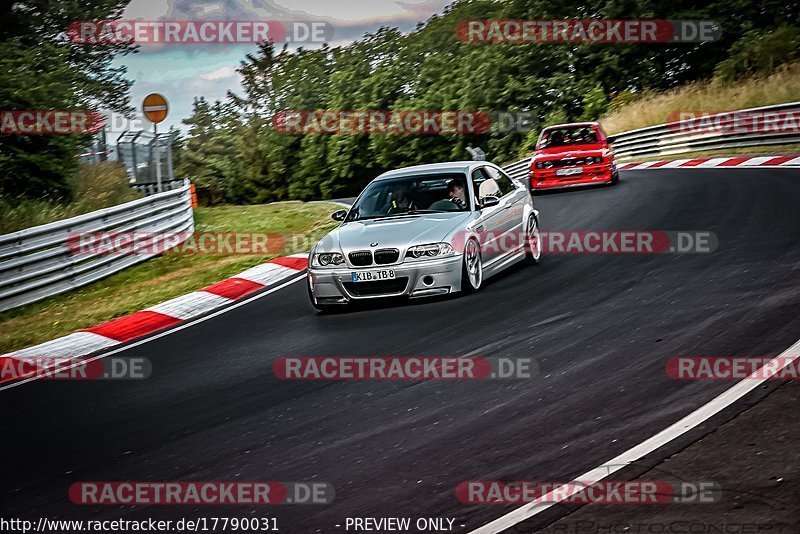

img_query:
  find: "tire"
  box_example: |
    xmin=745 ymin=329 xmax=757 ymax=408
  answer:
xmin=610 ymin=167 xmax=619 ymax=185
xmin=460 ymin=238 xmax=483 ymax=294
xmin=524 ymin=214 xmax=542 ymax=265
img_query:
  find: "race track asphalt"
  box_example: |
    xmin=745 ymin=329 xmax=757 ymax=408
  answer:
xmin=2 ymin=168 xmax=799 ymax=532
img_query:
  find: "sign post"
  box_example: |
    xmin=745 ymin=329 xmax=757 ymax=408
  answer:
xmin=142 ymin=93 xmax=169 ymax=192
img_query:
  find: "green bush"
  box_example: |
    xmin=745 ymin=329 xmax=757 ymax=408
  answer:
xmin=0 ymin=161 xmax=140 ymax=234
xmin=715 ymin=26 xmax=800 ymax=81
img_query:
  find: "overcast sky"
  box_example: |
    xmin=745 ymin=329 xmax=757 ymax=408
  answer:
xmin=114 ymin=0 xmax=451 ymax=133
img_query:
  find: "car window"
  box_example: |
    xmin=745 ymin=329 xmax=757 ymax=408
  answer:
xmin=471 ymin=168 xmax=496 ymax=203
xmin=346 ymin=173 xmax=471 ymax=221
xmin=538 ymin=126 xmax=601 ymax=149
xmin=484 ymin=167 xmax=516 ymax=196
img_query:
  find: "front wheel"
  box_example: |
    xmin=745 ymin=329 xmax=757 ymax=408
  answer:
xmin=460 ymin=238 xmax=483 ymax=293
xmin=610 ymin=167 xmax=619 ymax=185
xmin=524 ymin=215 xmax=542 ymax=265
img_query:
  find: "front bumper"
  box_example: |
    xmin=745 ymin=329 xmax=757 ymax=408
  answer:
xmin=308 ymin=255 xmax=463 ymax=304
xmin=530 ymin=165 xmax=614 ymax=190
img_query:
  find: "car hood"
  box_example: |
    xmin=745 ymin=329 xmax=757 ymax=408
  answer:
xmin=320 ymin=212 xmax=472 ymax=251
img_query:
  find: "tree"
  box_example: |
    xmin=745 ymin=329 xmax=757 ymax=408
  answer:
xmin=0 ymin=0 xmax=136 ymax=201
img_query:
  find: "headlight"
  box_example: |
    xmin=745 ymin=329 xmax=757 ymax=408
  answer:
xmin=543 ymin=161 xmax=554 ymax=169
xmin=592 ymin=156 xmax=603 ymax=164
xmin=313 ymin=252 xmax=344 ymax=267
xmin=406 ymin=242 xmax=455 ymax=260
xmin=535 ymin=161 xmax=543 ymax=169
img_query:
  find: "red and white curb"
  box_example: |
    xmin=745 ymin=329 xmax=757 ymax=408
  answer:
xmin=618 ymin=154 xmax=800 ymax=170
xmin=1 ymin=254 xmax=308 ymax=377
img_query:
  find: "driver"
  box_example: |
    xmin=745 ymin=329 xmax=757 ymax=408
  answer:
xmin=447 ymin=179 xmax=467 ymax=209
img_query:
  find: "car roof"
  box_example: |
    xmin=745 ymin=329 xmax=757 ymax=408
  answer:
xmin=374 ymin=161 xmax=484 ymax=180
xmin=543 ymin=122 xmax=601 ymax=130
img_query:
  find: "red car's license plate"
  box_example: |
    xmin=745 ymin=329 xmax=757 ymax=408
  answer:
xmin=556 ymin=167 xmax=583 ymax=176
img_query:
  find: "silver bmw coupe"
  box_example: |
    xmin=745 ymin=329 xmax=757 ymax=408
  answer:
xmin=307 ymin=161 xmax=541 ymax=311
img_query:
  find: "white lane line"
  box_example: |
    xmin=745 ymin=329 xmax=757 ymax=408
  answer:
xmin=0 ymin=273 xmax=307 ymax=393
xmin=469 ymin=337 xmax=800 ymax=534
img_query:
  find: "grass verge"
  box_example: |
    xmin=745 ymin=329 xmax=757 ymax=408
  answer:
xmin=0 ymin=201 xmax=341 ymax=354
xmin=0 ymin=162 xmax=141 ymax=234
xmin=601 ymin=62 xmax=800 ymax=135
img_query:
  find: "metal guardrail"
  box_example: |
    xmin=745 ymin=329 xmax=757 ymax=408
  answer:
xmin=502 ymin=101 xmax=800 ymax=175
xmin=607 ymin=101 xmax=800 ymax=161
xmin=503 ymin=158 xmax=533 ymax=182
xmin=0 ymin=180 xmax=194 ymax=312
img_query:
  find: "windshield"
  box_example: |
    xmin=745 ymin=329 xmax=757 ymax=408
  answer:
xmin=538 ymin=126 xmax=601 ymax=149
xmin=346 ymin=173 xmax=471 ymax=221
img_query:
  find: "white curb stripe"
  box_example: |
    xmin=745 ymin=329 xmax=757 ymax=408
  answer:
xmin=740 ymin=156 xmax=775 ymax=166
xmin=9 ymin=332 xmax=119 ymax=359
xmin=619 ymin=154 xmax=800 ymax=169
xmin=146 ymin=291 xmax=233 ymax=320
xmin=631 ymin=161 xmax=658 ymax=169
xmin=2 ymin=255 xmax=309 ymax=362
xmin=0 ymin=274 xmax=307 ymax=392
xmin=236 ymin=263 xmax=297 ymax=286
xmin=662 ymin=159 xmax=691 ymax=168
xmin=696 ymin=157 xmax=731 ymax=167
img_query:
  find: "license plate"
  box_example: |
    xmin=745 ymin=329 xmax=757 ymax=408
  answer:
xmin=351 ymin=270 xmax=395 ymax=282
xmin=556 ymin=167 xmax=583 ymax=176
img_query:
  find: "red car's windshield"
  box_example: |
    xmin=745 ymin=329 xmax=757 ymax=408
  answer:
xmin=538 ymin=126 xmax=602 ymax=149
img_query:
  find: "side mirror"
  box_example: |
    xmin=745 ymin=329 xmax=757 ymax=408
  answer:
xmin=331 ymin=209 xmax=348 ymax=222
xmin=480 ymin=196 xmax=500 ymax=208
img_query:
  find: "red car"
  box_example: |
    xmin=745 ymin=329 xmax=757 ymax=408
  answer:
xmin=529 ymin=122 xmax=618 ymax=191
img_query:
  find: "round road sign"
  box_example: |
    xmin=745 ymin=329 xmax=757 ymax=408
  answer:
xmin=142 ymin=93 xmax=169 ymax=123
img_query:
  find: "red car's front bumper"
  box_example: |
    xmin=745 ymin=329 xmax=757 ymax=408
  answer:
xmin=530 ymin=164 xmax=614 ymax=190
